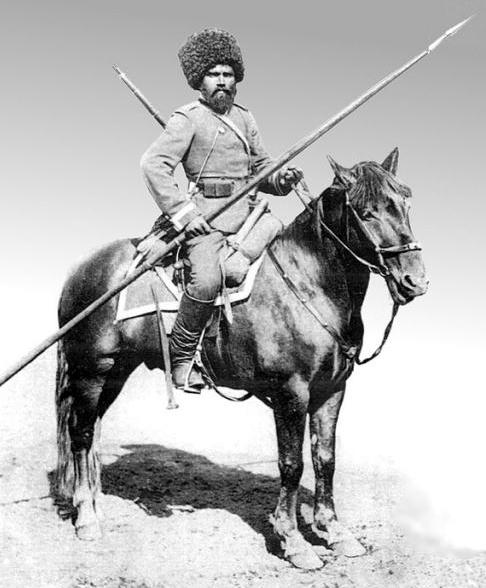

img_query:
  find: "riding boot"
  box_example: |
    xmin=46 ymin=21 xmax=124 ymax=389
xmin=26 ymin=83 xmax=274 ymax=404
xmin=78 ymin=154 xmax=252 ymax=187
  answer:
xmin=169 ymin=293 xmax=214 ymax=393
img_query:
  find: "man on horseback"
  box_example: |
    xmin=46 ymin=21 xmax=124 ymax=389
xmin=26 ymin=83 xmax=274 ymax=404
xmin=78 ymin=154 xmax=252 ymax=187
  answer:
xmin=141 ymin=28 xmax=302 ymax=392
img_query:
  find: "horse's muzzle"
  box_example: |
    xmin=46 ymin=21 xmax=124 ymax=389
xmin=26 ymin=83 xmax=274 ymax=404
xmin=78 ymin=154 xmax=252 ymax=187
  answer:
xmin=401 ymin=272 xmax=429 ymax=296
xmin=384 ymin=248 xmax=428 ymax=304
xmin=387 ymin=271 xmax=429 ymax=305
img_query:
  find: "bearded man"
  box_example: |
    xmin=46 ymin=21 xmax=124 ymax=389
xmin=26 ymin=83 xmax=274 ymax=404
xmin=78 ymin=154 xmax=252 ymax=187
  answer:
xmin=141 ymin=28 xmax=302 ymax=392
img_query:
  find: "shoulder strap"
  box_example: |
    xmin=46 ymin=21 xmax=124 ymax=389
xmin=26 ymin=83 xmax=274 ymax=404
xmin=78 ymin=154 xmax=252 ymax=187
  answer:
xmin=174 ymin=101 xmax=200 ymax=115
xmin=201 ymin=104 xmax=251 ymax=159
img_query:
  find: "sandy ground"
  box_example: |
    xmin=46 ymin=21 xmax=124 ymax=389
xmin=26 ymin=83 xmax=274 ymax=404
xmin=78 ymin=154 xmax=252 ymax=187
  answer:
xmin=2 ymin=349 xmax=486 ymax=588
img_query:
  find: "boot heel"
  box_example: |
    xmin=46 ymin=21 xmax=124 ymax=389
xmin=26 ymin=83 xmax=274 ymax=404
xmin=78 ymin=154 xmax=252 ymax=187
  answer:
xmin=183 ymin=384 xmax=203 ymax=394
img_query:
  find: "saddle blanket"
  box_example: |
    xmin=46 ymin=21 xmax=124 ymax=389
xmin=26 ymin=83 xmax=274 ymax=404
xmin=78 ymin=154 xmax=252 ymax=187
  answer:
xmin=115 ymin=252 xmax=265 ymax=333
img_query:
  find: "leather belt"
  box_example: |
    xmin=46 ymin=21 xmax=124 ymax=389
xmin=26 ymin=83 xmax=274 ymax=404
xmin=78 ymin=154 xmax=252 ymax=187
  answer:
xmin=193 ymin=177 xmax=249 ymax=199
xmin=197 ymin=179 xmax=234 ymax=198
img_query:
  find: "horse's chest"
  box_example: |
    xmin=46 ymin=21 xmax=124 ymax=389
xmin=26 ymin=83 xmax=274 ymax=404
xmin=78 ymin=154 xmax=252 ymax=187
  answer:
xmin=202 ymin=301 xmax=352 ymax=388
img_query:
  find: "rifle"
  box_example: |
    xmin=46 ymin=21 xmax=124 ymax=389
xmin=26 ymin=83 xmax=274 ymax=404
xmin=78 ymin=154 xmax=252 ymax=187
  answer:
xmin=0 ymin=17 xmax=472 ymax=387
xmin=113 ymin=65 xmax=166 ymax=129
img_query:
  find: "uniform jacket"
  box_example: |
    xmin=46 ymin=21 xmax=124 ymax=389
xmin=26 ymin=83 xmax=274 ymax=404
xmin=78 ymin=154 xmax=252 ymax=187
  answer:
xmin=140 ymin=99 xmax=287 ymax=234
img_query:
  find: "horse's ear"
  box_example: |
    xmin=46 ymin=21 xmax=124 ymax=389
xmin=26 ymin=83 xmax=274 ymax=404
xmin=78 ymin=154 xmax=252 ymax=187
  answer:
xmin=327 ymin=155 xmax=354 ymax=186
xmin=381 ymin=147 xmax=399 ymax=175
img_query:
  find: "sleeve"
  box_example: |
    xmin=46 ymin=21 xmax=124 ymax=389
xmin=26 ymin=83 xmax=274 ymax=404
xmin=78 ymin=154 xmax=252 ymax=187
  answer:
xmin=140 ymin=111 xmax=202 ymax=229
xmin=246 ymin=111 xmax=291 ymax=196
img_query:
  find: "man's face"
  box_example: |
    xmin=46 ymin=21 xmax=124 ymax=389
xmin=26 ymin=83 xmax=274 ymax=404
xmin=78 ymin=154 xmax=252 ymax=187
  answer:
xmin=199 ymin=64 xmax=236 ymax=114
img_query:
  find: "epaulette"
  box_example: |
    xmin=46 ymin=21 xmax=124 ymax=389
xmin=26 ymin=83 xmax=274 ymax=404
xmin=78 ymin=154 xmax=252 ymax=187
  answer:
xmin=174 ymin=101 xmax=201 ymax=116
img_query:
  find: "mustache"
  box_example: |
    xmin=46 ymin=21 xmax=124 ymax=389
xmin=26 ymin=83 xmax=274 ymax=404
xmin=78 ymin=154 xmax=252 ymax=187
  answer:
xmin=212 ymin=88 xmax=231 ymax=96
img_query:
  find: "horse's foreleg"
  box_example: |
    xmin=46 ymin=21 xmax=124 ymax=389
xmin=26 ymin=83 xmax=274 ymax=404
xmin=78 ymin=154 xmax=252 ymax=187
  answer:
xmin=271 ymin=379 xmax=323 ymax=570
xmin=309 ymin=388 xmax=365 ymax=557
xmin=69 ymin=361 xmax=113 ymax=540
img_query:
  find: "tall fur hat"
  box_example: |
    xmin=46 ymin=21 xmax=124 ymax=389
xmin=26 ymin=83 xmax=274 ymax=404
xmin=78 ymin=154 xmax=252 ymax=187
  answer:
xmin=178 ymin=28 xmax=245 ymax=89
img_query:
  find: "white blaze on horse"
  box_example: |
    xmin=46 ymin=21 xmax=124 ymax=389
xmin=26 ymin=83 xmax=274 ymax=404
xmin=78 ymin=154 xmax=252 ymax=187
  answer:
xmin=55 ymin=149 xmax=427 ymax=570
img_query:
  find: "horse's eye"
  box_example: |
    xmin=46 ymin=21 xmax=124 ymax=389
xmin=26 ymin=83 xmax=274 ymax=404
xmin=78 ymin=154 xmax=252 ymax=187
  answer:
xmin=360 ymin=210 xmax=374 ymax=221
xmin=402 ymin=187 xmax=412 ymax=199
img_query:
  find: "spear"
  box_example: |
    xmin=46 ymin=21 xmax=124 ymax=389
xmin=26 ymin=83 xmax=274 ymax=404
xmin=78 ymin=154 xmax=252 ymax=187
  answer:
xmin=0 ymin=17 xmax=472 ymax=388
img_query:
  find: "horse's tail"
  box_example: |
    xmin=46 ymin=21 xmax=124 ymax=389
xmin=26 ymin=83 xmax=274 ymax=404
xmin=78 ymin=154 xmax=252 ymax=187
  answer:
xmin=55 ymin=339 xmax=101 ymax=500
xmin=55 ymin=339 xmax=74 ymax=499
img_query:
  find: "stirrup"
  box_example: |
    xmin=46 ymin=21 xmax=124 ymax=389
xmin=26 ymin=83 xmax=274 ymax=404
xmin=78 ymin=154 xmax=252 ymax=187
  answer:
xmin=182 ymin=362 xmax=205 ymax=394
xmin=170 ymin=359 xmax=204 ymax=394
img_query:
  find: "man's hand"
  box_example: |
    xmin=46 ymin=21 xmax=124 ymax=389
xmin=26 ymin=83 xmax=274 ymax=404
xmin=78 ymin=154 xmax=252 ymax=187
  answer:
xmin=278 ymin=165 xmax=304 ymax=192
xmin=185 ymin=215 xmax=212 ymax=238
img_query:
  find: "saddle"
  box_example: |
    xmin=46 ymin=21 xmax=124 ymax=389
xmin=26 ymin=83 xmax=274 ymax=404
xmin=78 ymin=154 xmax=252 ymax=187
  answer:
xmin=115 ymin=204 xmax=283 ymax=333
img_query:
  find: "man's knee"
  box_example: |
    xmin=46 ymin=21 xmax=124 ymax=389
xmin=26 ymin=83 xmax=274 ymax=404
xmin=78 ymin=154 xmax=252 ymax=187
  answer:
xmin=185 ymin=232 xmax=225 ymax=300
xmin=186 ymin=269 xmax=221 ymax=301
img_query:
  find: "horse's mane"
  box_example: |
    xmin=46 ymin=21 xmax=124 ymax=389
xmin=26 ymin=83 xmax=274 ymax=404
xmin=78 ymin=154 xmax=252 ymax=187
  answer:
xmin=349 ymin=161 xmax=411 ymax=212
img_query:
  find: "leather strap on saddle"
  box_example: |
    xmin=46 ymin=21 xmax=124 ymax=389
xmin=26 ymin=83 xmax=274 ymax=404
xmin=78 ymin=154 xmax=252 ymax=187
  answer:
xmin=150 ymin=282 xmax=178 ymax=409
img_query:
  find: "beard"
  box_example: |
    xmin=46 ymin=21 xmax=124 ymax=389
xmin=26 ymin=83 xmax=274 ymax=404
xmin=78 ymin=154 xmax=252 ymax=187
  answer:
xmin=204 ymin=87 xmax=236 ymax=114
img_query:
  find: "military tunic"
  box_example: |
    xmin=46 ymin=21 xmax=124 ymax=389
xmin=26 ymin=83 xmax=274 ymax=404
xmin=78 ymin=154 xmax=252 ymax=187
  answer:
xmin=140 ymin=99 xmax=286 ymax=234
xmin=140 ymin=98 xmax=288 ymax=301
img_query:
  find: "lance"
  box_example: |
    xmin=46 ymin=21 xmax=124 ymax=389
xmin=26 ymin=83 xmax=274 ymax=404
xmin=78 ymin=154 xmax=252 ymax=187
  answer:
xmin=0 ymin=17 xmax=472 ymax=388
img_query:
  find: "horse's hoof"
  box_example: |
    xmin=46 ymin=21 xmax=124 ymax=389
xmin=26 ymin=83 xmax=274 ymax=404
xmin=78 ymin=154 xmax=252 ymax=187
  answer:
xmin=75 ymin=522 xmax=102 ymax=541
xmin=330 ymin=536 xmax=366 ymax=558
xmin=287 ymin=549 xmax=324 ymax=570
xmin=312 ymin=522 xmax=366 ymax=558
xmin=282 ymin=533 xmax=325 ymax=570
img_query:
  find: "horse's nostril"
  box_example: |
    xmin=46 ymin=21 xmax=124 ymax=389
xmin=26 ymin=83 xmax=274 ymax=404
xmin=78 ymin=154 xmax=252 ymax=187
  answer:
xmin=403 ymin=274 xmax=416 ymax=288
xmin=403 ymin=273 xmax=428 ymax=292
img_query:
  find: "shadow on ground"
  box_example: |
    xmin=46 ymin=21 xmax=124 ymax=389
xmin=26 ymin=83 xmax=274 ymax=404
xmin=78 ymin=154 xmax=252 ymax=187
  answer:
xmin=99 ymin=444 xmax=317 ymax=551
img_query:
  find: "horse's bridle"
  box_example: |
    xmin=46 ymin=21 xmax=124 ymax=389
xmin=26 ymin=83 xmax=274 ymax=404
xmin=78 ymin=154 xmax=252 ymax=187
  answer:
xmin=313 ymin=187 xmax=422 ymax=279
xmin=269 ymin=181 xmax=422 ymax=365
xmin=343 ymin=193 xmax=422 ymax=277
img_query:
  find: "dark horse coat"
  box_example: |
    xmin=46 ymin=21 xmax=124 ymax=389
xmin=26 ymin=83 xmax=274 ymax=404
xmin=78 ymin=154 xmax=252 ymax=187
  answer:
xmin=55 ymin=149 xmax=427 ymax=570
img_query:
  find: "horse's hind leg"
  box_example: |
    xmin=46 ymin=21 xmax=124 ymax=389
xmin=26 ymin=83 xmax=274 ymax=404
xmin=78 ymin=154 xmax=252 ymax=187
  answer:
xmin=56 ymin=345 xmax=137 ymax=541
xmin=271 ymin=379 xmax=323 ymax=570
xmin=68 ymin=358 xmax=115 ymax=540
xmin=309 ymin=387 xmax=365 ymax=557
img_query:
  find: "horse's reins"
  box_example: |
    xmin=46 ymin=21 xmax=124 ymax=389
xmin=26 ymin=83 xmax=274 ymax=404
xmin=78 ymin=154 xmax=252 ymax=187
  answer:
xmin=269 ymin=181 xmax=421 ymax=365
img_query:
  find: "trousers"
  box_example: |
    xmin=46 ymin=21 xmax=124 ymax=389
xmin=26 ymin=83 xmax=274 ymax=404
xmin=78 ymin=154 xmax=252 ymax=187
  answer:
xmin=183 ymin=230 xmax=227 ymax=302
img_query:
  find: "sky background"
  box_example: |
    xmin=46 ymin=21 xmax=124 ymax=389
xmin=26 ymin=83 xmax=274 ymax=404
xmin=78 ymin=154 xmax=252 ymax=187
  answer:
xmin=0 ymin=0 xmax=485 ymax=551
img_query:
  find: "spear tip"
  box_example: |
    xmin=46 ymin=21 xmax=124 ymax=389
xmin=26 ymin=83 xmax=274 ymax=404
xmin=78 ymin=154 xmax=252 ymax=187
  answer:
xmin=112 ymin=64 xmax=122 ymax=75
xmin=428 ymin=15 xmax=474 ymax=52
xmin=447 ymin=14 xmax=475 ymax=36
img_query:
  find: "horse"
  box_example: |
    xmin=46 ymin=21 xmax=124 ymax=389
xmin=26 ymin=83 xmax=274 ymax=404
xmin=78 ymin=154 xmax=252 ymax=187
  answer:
xmin=55 ymin=148 xmax=428 ymax=570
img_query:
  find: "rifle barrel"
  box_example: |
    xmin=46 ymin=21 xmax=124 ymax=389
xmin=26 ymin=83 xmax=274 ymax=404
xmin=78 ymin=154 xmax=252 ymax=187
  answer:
xmin=113 ymin=65 xmax=166 ymax=128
